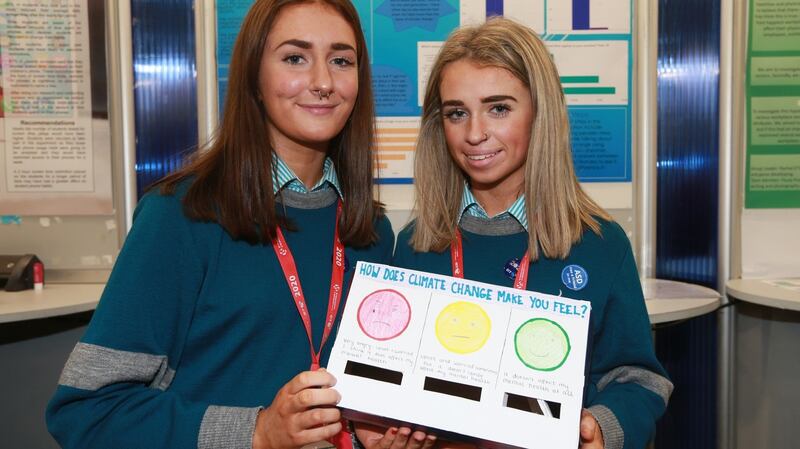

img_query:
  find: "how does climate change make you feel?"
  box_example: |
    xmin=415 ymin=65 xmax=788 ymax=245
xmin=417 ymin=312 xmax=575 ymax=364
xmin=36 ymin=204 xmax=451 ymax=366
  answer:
xmin=359 ymin=264 xmax=590 ymax=319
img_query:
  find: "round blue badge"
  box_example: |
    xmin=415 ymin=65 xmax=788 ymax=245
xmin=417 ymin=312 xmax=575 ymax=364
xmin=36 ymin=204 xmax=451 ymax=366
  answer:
xmin=504 ymin=257 xmax=521 ymax=280
xmin=561 ymin=265 xmax=589 ymax=291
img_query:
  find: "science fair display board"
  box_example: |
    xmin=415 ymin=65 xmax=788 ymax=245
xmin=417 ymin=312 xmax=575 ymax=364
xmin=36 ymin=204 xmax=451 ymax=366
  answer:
xmin=214 ymin=0 xmax=634 ymax=186
xmin=745 ymin=0 xmax=800 ymax=209
xmin=327 ymin=262 xmax=591 ymax=449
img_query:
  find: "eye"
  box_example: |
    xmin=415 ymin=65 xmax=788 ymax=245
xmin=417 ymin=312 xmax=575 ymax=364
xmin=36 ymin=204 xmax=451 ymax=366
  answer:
xmin=331 ymin=56 xmax=355 ymax=67
xmin=283 ymin=54 xmax=306 ymax=65
xmin=489 ymin=104 xmax=511 ymax=117
xmin=443 ymin=108 xmax=467 ymax=123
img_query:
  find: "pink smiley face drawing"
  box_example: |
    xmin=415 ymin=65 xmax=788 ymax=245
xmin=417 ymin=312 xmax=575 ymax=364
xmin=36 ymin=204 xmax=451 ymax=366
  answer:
xmin=357 ymin=289 xmax=411 ymax=341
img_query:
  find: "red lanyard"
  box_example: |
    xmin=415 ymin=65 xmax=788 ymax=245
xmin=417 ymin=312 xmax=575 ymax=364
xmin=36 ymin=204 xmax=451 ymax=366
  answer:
xmin=450 ymin=229 xmax=530 ymax=290
xmin=272 ymin=200 xmax=345 ymax=370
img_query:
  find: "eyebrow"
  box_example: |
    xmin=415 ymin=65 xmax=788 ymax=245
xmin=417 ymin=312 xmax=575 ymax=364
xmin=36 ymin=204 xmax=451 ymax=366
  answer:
xmin=275 ymin=39 xmax=356 ymax=53
xmin=440 ymin=95 xmax=518 ymax=108
xmin=331 ymin=42 xmax=356 ymax=52
xmin=482 ymin=95 xmax=517 ymax=103
xmin=441 ymin=100 xmax=464 ymax=108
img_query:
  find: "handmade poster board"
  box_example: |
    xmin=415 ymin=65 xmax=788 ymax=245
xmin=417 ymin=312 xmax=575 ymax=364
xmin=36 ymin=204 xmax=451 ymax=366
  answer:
xmin=328 ymin=262 xmax=591 ymax=449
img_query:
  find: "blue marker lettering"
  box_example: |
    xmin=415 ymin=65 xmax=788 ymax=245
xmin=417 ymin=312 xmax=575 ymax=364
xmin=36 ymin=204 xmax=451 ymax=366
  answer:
xmin=359 ymin=264 xmax=381 ymax=278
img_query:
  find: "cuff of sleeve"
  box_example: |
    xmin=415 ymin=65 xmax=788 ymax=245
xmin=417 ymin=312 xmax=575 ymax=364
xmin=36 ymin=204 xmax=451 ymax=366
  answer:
xmin=587 ymin=404 xmax=624 ymax=449
xmin=198 ymin=405 xmax=263 ymax=449
xmin=349 ymin=420 xmax=365 ymax=449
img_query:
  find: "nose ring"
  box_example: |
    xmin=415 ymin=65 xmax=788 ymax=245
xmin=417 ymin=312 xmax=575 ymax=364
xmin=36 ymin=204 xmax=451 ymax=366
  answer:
xmin=482 ymin=132 xmax=489 ymax=140
xmin=314 ymin=90 xmax=331 ymax=101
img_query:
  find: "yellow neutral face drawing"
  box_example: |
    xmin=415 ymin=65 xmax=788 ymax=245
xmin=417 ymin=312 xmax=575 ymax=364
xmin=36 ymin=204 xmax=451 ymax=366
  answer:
xmin=435 ymin=301 xmax=492 ymax=354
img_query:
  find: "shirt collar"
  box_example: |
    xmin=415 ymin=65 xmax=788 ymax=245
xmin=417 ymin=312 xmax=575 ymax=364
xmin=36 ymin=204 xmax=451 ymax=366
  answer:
xmin=458 ymin=183 xmax=528 ymax=231
xmin=272 ymin=153 xmax=343 ymax=199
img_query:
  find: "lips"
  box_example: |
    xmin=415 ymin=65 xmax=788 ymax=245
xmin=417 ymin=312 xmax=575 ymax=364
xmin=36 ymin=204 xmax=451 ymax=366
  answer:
xmin=297 ymin=103 xmax=337 ymax=115
xmin=465 ymin=151 xmax=500 ymax=161
xmin=463 ymin=150 xmax=502 ymax=166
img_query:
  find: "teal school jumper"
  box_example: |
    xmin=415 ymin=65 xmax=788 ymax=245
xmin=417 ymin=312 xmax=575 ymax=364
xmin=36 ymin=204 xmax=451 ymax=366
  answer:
xmin=46 ymin=185 xmax=394 ymax=449
xmin=393 ymin=215 xmax=672 ymax=449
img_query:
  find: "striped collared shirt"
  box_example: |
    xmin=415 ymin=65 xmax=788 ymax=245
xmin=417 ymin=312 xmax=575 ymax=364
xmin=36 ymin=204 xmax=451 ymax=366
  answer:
xmin=459 ymin=184 xmax=528 ymax=231
xmin=271 ymin=153 xmax=343 ymax=199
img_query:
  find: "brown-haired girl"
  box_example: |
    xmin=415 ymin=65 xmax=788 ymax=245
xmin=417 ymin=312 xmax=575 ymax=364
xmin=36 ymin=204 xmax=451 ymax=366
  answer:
xmin=47 ymin=2 xmax=394 ymax=448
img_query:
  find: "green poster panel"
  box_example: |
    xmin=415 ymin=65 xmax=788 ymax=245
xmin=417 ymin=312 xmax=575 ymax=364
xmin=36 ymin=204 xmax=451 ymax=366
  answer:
xmin=745 ymin=0 xmax=800 ymax=208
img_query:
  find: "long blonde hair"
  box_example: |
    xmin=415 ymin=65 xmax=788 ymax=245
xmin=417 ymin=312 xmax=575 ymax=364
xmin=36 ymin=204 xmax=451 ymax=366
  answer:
xmin=411 ymin=17 xmax=610 ymax=260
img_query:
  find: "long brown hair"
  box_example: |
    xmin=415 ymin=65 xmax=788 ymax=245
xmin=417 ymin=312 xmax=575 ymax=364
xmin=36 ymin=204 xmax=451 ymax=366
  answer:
xmin=411 ymin=17 xmax=610 ymax=260
xmin=157 ymin=0 xmax=381 ymax=247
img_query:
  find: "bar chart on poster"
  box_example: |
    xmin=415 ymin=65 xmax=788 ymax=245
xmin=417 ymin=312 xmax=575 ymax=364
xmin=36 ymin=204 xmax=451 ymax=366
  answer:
xmin=547 ymin=0 xmax=631 ymax=34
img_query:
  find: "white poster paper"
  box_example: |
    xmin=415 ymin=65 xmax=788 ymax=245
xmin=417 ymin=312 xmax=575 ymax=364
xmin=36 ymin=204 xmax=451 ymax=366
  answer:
xmin=0 ymin=0 xmax=112 ymax=215
xmin=328 ymin=262 xmax=591 ymax=449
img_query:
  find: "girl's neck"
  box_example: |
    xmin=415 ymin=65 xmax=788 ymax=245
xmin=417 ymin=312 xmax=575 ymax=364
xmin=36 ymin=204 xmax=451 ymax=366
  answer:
xmin=470 ymin=180 xmax=523 ymax=217
xmin=274 ymin=144 xmax=328 ymax=190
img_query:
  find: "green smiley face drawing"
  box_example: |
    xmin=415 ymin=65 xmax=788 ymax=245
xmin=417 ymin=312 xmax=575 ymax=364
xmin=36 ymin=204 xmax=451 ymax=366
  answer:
xmin=514 ymin=318 xmax=571 ymax=371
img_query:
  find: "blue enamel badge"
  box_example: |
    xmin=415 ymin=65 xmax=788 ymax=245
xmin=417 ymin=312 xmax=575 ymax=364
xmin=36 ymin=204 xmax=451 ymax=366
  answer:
xmin=504 ymin=257 xmax=521 ymax=280
xmin=561 ymin=265 xmax=588 ymax=291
